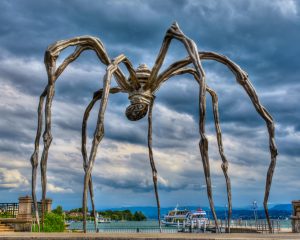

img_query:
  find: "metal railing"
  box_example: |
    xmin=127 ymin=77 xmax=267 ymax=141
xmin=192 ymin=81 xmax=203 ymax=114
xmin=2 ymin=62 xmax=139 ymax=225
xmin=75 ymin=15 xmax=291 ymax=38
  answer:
xmin=0 ymin=203 xmax=19 ymax=218
xmin=214 ymin=219 xmax=282 ymax=233
xmin=174 ymin=219 xmax=282 ymax=233
xmin=0 ymin=201 xmax=43 ymax=219
xmin=97 ymin=226 xmax=177 ymax=233
xmin=31 ymin=202 xmax=43 ymax=218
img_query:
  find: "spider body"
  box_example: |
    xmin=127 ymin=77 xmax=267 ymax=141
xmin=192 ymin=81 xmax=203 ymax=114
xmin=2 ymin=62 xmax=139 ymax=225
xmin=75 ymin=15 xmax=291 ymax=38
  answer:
xmin=126 ymin=64 xmax=153 ymax=121
xmin=30 ymin=22 xmax=277 ymax=233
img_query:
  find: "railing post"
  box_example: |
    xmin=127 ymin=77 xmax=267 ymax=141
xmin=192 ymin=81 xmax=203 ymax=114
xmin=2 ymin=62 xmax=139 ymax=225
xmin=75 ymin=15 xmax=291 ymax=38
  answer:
xmin=43 ymin=198 xmax=52 ymax=213
xmin=13 ymin=195 xmax=33 ymax=231
xmin=17 ymin=196 xmax=32 ymax=221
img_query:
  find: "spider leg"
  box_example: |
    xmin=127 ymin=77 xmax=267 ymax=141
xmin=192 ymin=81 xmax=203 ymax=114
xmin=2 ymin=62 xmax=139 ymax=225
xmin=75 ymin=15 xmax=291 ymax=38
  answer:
xmin=35 ymin=36 xmax=132 ymax=228
xmin=82 ymin=92 xmax=100 ymax=231
xmin=165 ymin=67 xmax=232 ymax=232
xmin=47 ymin=37 xmax=133 ymax=91
xmin=147 ymin=97 xmax=162 ymax=232
xmin=82 ymin=54 xmax=132 ymax=233
xmin=146 ymin=22 xmax=219 ymax=231
xmin=40 ymin=53 xmax=56 ymax=229
xmin=156 ymin=52 xmax=278 ymax=232
xmin=30 ymin=86 xmax=47 ymax=231
xmin=82 ymin=87 xmax=123 ymax=230
xmin=242 ymin=79 xmax=277 ymax=233
xmin=206 ymin=87 xmax=232 ymax=233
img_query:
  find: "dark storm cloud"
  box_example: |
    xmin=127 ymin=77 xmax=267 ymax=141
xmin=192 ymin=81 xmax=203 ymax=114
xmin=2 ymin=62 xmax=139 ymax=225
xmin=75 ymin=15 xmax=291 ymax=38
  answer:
xmin=154 ymin=73 xmax=269 ymax=129
xmin=0 ymin=0 xmax=299 ymax=204
xmin=278 ymin=138 xmax=300 ymax=157
xmin=0 ymin=0 xmax=163 ymax=60
xmin=1 ymin=0 xmax=299 ymax=117
xmin=0 ymin=140 xmax=30 ymax=155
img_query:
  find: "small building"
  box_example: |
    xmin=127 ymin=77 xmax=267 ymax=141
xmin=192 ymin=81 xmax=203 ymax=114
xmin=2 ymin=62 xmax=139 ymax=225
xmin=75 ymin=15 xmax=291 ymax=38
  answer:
xmin=291 ymin=200 xmax=300 ymax=233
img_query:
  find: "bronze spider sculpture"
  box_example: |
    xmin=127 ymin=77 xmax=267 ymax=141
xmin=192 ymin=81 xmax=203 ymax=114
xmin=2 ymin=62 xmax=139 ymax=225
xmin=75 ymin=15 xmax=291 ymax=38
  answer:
xmin=30 ymin=23 xmax=278 ymax=233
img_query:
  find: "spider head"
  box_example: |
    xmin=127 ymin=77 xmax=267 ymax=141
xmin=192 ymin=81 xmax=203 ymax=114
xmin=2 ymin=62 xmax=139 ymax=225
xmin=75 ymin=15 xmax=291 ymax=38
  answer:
xmin=126 ymin=64 xmax=153 ymax=121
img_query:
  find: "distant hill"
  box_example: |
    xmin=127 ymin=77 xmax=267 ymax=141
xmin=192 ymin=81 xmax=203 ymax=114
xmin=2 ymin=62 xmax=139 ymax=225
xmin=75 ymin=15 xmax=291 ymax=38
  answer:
xmin=100 ymin=206 xmax=208 ymax=219
xmin=99 ymin=204 xmax=293 ymax=220
xmin=270 ymin=204 xmax=292 ymax=211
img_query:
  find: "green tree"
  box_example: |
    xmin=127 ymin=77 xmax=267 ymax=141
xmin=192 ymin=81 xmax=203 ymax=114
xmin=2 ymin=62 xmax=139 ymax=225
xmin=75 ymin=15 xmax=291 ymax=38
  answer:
xmin=52 ymin=205 xmax=63 ymax=215
xmin=69 ymin=207 xmax=88 ymax=212
xmin=133 ymin=211 xmax=146 ymax=221
xmin=97 ymin=209 xmax=146 ymax=221
xmin=43 ymin=212 xmax=65 ymax=232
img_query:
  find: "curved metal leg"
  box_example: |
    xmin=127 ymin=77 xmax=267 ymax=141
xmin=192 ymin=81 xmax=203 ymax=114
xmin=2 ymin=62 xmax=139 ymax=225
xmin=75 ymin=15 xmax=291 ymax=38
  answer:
xmin=40 ymin=83 xmax=55 ymax=229
xmin=145 ymin=22 xmax=219 ymax=231
xmin=242 ymin=81 xmax=277 ymax=233
xmin=32 ymin=36 xmax=131 ymax=230
xmin=82 ymin=88 xmax=108 ymax=232
xmin=147 ymin=98 xmax=162 ymax=232
xmin=82 ymin=88 xmax=122 ymax=230
xmin=206 ymin=87 xmax=232 ymax=233
xmin=155 ymin=51 xmax=278 ymax=232
xmin=82 ymin=56 xmax=127 ymax=232
xmin=82 ymin=94 xmax=99 ymax=230
xmin=30 ymin=86 xmax=47 ymax=231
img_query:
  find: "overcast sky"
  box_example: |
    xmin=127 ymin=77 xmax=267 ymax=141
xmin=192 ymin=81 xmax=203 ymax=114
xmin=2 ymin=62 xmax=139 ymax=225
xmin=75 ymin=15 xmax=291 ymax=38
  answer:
xmin=0 ymin=0 xmax=299 ymax=211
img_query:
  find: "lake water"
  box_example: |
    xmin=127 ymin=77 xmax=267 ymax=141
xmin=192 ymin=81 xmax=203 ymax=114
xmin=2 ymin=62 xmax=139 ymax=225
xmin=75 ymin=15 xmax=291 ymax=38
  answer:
xmin=69 ymin=220 xmax=177 ymax=233
xmin=68 ymin=219 xmax=292 ymax=233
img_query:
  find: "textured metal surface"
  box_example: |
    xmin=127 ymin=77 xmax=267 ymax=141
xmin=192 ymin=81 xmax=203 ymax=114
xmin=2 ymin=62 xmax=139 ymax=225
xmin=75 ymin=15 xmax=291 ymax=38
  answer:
xmin=30 ymin=23 xmax=278 ymax=233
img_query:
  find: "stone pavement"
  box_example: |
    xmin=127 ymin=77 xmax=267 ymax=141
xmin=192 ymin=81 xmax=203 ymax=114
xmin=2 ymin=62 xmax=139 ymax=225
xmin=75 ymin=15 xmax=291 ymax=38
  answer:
xmin=0 ymin=232 xmax=300 ymax=240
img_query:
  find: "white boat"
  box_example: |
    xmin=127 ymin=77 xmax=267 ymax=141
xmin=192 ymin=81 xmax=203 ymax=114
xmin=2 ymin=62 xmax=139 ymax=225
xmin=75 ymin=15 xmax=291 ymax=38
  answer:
xmin=98 ymin=217 xmax=111 ymax=223
xmin=96 ymin=213 xmax=111 ymax=223
xmin=161 ymin=206 xmax=208 ymax=227
xmin=161 ymin=206 xmax=190 ymax=226
xmin=188 ymin=208 xmax=209 ymax=227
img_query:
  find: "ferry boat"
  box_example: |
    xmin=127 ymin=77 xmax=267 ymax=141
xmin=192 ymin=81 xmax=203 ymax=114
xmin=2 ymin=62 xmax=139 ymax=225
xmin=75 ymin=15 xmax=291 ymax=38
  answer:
xmin=96 ymin=213 xmax=111 ymax=223
xmin=98 ymin=216 xmax=111 ymax=223
xmin=161 ymin=206 xmax=208 ymax=227
xmin=188 ymin=208 xmax=209 ymax=226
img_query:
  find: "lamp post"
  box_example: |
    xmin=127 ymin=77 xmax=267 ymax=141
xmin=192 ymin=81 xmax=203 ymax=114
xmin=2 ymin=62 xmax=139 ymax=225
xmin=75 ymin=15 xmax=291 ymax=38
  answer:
xmin=252 ymin=201 xmax=258 ymax=225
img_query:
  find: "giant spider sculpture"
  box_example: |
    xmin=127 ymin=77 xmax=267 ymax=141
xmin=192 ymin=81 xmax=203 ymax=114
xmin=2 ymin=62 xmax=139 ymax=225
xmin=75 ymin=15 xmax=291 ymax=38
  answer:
xmin=30 ymin=23 xmax=277 ymax=233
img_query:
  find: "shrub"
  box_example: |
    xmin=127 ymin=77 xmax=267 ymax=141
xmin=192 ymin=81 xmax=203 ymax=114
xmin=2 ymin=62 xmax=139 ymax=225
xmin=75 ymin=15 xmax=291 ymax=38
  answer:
xmin=133 ymin=211 xmax=146 ymax=221
xmin=52 ymin=205 xmax=63 ymax=216
xmin=43 ymin=212 xmax=65 ymax=232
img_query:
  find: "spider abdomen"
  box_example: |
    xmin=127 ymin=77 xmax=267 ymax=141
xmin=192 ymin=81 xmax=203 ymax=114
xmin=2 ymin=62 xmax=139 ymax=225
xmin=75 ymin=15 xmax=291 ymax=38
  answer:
xmin=125 ymin=64 xmax=153 ymax=121
xmin=125 ymin=103 xmax=148 ymax=121
xmin=125 ymin=90 xmax=152 ymax=121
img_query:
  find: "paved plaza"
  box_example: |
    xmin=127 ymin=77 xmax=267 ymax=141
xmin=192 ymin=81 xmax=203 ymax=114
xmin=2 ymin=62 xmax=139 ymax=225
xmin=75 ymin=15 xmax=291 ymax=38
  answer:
xmin=1 ymin=232 xmax=300 ymax=240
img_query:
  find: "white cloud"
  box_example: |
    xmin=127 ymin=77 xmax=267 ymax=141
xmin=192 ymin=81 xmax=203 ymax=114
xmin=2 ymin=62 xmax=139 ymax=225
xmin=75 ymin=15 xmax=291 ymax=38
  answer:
xmin=0 ymin=168 xmax=29 ymax=189
xmin=47 ymin=183 xmax=73 ymax=193
xmin=273 ymin=0 xmax=298 ymax=19
xmin=0 ymin=0 xmax=299 ymax=208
